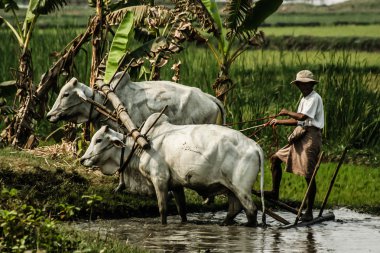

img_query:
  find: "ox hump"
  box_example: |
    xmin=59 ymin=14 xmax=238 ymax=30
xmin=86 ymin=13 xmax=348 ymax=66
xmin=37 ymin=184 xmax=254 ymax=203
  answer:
xmin=141 ymin=113 xmax=170 ymax=133
xmin=109 ymin=72 xmax=131 ymax=90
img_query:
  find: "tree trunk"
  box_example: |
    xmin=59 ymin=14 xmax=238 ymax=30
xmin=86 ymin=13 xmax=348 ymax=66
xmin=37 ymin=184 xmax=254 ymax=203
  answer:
xmin=85 ymin=0 xmax=104 ymax=141
xmin=212 ymin=64 xmax=233 ymax=103
xmin=9 ymin=49 xmax=36 ymax=148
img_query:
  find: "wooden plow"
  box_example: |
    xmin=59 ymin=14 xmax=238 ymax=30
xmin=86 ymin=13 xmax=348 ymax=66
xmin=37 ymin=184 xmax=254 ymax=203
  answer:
xmin=254 ymin=147 xmax=349 ymax=228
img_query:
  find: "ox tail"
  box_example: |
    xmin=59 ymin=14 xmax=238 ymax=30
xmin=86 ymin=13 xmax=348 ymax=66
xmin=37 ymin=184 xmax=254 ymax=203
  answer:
xmin=258 ymin=147 xmax=266 ymax=225
xmin=206 ymin=93 xmax=226 ymax=125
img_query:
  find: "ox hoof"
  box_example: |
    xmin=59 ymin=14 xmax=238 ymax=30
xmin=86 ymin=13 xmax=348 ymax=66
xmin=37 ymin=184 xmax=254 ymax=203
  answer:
xmin=220 ymin=219 xmax=236 ymax=226
xmin=202 ymin=196 xmax=215 ymax=205
xmin=244 ymin=221 xmax=258 ymax=227
xmin=113 ymin=183 xmax=126 ymax=193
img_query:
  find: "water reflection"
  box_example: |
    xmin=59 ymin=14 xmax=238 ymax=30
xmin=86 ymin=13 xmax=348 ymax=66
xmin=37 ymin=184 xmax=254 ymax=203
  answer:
xmin=75 ymin=208 xmax=380 ymax=252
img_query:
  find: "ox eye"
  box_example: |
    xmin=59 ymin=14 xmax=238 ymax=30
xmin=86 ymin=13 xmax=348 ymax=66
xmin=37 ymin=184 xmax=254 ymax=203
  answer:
xmin=95 ymin=138 xmax=102 ymax=144
xmin=62 ymin=92 xmax=69 ymax=98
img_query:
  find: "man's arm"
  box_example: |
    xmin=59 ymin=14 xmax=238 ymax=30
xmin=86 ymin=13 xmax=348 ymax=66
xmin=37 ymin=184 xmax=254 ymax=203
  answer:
xmin=270 ymin=109 xmax=308 ymax=126
xmin=280 ymin=109 xmax=308 ymax=121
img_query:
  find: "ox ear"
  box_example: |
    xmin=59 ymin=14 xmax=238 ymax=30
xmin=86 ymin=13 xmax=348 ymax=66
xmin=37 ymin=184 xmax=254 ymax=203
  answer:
xmin=109 ymin=135 xmax=125 ymax=148
xmin=67 ymin=77 xmax=78 ymax=87
xmin=75 ymin=89 xmax=87 ymax=101
xmin=71 ymin=77 xmax=78 ymax=86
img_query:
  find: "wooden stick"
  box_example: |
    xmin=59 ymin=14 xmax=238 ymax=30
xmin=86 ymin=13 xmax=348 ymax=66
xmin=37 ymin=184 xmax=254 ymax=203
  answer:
xmin=252 ymin=189 xmax=299 ymax=215
xmin=80 ymin=96 xmax=118 ymax=122
xmin=294 ymin=151 xmax=324 ymax=225
xmin=264 ymin=209 xmax=290 ymax=225
xmin=318 ymin=147 xmax=349 ymax=217
xmin=282 ymin=212 xmax=335 ymax=229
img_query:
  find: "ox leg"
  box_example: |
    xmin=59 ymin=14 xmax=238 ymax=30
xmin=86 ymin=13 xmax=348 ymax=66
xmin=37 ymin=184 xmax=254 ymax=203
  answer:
xmin=235 ymin=192 xmax=257 ymax=227
xmin=172 ymin=187 xmax=187 ymax=222
xmin=222 ymin=192 xmax=243 ymax=226
xmin=114 ymin=172 xmax=126 ymax=193
xmin=152 ymin=180 xmax=169 ymax=225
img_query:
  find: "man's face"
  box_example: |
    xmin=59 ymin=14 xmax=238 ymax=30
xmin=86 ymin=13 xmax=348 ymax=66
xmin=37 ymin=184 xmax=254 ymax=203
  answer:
xmin=295 ymin=82 xmax=315 ymax=96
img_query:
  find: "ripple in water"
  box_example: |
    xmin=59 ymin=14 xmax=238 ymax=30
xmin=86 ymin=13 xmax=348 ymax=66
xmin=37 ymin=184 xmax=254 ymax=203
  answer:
xmin=75 ymin=208 xmax=380 ymax=252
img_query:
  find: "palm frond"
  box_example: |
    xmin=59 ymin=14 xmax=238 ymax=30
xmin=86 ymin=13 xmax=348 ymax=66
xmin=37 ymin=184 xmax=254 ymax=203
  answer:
xmin=30 ymin=0 xmax=68 ymax=15
xmin=233 ymin=0 xmax=282 ymax=40
xmin=1 ymin=0 xmax=19 ymax=12
xmin=224 ymin=0 xmax=251 ymax=31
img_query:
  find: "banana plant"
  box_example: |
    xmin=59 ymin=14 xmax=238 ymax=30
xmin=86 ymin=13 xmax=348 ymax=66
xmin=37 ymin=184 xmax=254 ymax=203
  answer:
xmin=0 ymin=0 xmax=67 ymax=147
xmin=0 ymin=0 xmax=68 ymax=71
xmin=103 ymin=5 xmax=205 ymax=82
xmin=181 ymin=0 xmax=283 ymax=101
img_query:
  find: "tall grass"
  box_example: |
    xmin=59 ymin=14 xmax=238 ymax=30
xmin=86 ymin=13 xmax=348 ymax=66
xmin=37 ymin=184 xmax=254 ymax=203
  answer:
xmin=160 ymin=46 xmax=380 ymax=151
xmin=0 ymin=29 xmax=379 ymax=152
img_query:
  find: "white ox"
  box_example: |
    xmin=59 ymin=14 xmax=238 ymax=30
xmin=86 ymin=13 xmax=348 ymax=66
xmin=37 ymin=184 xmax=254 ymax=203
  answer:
xmin=46 ymin=72 xmax=226 ymax=130
xmin=47 ymin=73 xmax=226 ymax=194
xmin=80 ymin=113 xmax=265 ymax=226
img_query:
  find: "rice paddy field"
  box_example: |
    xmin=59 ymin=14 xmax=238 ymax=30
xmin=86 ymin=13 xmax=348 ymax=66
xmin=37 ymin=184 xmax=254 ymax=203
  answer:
xmin=263 ymin=25 xmax=380 ymax=38
xmin=0 ymin=0 xmax=379 ymax=155
xmin=1 ymin=1 xmax=379 ymax=251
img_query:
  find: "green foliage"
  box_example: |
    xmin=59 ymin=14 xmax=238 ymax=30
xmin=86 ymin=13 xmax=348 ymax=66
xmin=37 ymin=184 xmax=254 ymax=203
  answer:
xmin=82 ymin=194 xmax=104 ymax=222
xmin=0 ymin=187 xmax=80 ymax=252
xmin=233 ymin=0 xmax=283 ymax=39
xmin=104 ymin=11 xmax=135 ymax=83
xmin=29 ymin=0 xmax=68 ymax=15
xmin=56 ymin=203 xmax=81 ymax=220
xmin=200 ymin=0 xmax=227 ymax=51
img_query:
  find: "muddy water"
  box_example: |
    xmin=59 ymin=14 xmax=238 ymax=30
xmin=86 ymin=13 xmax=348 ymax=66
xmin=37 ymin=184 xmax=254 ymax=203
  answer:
xmin=75 ymin=208 xmax=380 ymax=252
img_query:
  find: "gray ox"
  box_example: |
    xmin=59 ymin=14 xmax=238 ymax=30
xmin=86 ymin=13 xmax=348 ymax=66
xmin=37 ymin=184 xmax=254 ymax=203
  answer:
xmin=80 ymin=113 xmax=265 ymax=226
xmin=46 ymin=72 xmax=226 ymax=130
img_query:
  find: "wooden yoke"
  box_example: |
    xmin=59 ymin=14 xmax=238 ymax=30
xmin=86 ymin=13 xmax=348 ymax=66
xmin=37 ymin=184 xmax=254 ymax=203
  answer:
xmin=97 ymin=81 xmax=150 ymax=150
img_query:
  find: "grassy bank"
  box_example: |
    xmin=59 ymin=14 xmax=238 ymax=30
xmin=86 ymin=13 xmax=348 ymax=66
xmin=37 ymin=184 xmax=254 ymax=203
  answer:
xmin=1 ymin=148 xmax=378 ymax=215
xmin=1 ymin=146 xmax=379 ymax=250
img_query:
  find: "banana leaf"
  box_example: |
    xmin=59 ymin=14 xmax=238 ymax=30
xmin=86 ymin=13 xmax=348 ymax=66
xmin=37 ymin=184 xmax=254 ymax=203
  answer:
xmin=237 ymin=0 xmax=283 ymax=33
xmin=104 ymin=11 xmax=134 ymax=84
xmin=199 ymin=0 xmax=228 ymax=53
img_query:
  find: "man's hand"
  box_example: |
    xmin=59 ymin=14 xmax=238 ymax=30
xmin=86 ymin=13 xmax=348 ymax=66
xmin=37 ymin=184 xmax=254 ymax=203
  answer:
xmin=269 ymin=118 xmax=278 ymax=126
xmin=279 ymin=108 xmax=289 ymax=116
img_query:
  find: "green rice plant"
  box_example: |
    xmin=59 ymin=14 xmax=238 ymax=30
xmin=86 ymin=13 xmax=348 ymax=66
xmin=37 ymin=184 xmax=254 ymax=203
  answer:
xmin=318 ymin=51 xmax=380 ymax=149
xmin=255 ymin=161 xmax=380 ymax=212
xmin=1 ymin=28 xmax=379 ymax=152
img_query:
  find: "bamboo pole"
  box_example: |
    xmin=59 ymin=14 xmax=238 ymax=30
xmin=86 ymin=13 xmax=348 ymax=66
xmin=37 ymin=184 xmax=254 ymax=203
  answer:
xmin=294 ymin=151 xmax=324 ymax=225
xmin=264 ymin=209 xmax=290 ymax=225
xmin=97 ymin=81 xmax=150 ymax=149
xmin=252 ymin=189 xmax=299 ymax=215
xmin=318 ymin=147 xmax=348 ymax=217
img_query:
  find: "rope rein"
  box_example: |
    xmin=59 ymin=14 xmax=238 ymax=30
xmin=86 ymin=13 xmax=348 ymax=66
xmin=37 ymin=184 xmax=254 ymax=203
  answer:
xmin=117 ymin=105 xmax=168 ymax=174
xmin=225 ymin=114 xmax=279 ymax=127
xmin=228 ymin=114 xmax=281 ymax=156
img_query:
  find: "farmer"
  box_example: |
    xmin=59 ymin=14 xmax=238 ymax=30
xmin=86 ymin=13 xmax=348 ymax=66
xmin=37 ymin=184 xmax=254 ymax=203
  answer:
xmin=266 ymin=70 xmax=324 ymax=222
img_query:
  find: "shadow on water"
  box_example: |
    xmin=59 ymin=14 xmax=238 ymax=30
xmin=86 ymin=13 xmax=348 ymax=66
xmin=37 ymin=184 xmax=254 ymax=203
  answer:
xmin=74 ymin=208 xmax=380 ymax=252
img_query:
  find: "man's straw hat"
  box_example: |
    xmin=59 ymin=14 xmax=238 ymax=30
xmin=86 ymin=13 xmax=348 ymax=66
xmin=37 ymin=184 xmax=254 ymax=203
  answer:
xmin=291 ymin=70 xmax=319 ymax=84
